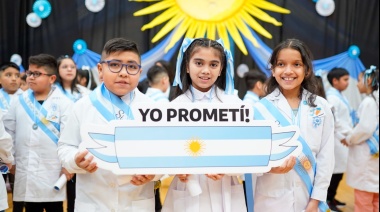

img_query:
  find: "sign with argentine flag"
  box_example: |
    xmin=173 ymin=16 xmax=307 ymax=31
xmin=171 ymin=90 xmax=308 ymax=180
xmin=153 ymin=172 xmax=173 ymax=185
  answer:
xmin=79 ymin=103 xmax=302 ymax=175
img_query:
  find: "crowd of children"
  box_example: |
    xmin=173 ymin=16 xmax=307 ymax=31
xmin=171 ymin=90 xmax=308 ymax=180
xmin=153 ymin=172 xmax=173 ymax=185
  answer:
xmin=0 ymin=36 xmax=378 ymax=212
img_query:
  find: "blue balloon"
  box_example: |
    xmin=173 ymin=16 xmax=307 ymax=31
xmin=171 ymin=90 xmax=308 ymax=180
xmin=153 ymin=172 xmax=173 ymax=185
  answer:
xmin=33 ymin=0 xmax=52 ymax=19
xmin=348 ymin=45 xmax=360 ymax=58
xmin=73 ymin=39 xmax=88 ymax=55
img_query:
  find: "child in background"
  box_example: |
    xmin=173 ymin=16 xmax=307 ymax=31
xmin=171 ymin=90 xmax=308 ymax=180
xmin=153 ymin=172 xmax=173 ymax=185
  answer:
xmin=0 ymin=62 xmax=23 ymax=113
xmin=0 ymin=110 xmax=13 ymax=212
xmin=146 ymin=65 xmax=170 ymax=102
xmin=253 ymin=38 xmax=334 ymax=212
xmin=3 ymin=54 xmax=73 ymax=212
xmin=20 ymin=74 xmax=29 ymax=91
xmin=76 ymin=67 xmax=97 ymax=90
xmin=242 ymin=69 xmax=267 ymax=105
xmin=56 ymin=55 xmax=90 ymax=102
xmin=345 ymin=66 xmax=379 ymax=212
xmin=57 ymin=38 xmax=159 ymax=211
xmin=325 ymin=67 xmax=352 ymax=211
xmin=155 ymin=59 xmax=176 ymax=101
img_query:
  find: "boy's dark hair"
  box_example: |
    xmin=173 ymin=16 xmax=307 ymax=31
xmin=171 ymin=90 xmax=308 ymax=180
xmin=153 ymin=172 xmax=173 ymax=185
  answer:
xmin=0 ymin=62 xmax=20 ymax=73
xmin=56 ymin=55 xmax=79 ymax=94
xmin=101 ymin=38 xmax=140 ymax=61
xmin=327 ymin=68 xmax=349 ymax=86
xmin=147 ymin=65 xmax=168 ymax=85
xmin=266 ymin=38 xmax=318 ymax=107
xmin=174 ymin=38 xmax=227 ymax=100
xmin=155 ymin=59 xmax=174 ymax=83
xmin=28 ymin=54 xmax=58 ymax=76
xmin=244 ymin=70 xmax=267 ymax=90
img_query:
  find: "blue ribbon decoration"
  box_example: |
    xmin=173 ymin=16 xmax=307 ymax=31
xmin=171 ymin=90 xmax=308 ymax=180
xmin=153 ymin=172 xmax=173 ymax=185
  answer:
xmin=173 ymin=38 xmax=195 ymax=90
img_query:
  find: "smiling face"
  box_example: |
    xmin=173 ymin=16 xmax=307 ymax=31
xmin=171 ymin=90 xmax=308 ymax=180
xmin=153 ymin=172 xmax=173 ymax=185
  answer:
xmin=272 ymin=48 xmax=306 ymax=96
xmin=0 ymin=67 xmax=21 ymax=94
xmin=187 ymin=47 xmax=223 ymax=92
xmin=98 ymin=51 xmax=141 ymax=97
xmin=58 ymin=58 xmax=77 ymax=84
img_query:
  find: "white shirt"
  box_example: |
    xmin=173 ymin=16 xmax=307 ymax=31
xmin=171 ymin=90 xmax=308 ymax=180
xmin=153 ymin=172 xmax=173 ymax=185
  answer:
xmin=0 ymin=110 xmax=13 ymax=210
xmin=162 ymin=86 xmax=247 ymax=212
xmin=0 ymin=88 xmax=23 ymax=114
xmin=145 ymin=87 xmax=169 ymax=102
xmin=326 ymin=87 xmax=352 ymax=173
xmin=253 ymin=89 xmax=334 ymax=212
xmin=346 ymin=93 xmax=379 ymax=193
xmin=58 ymin=87 xmax=159 ymax=212
xmin=243 ymin=91 xmax=260 ymax=106
xmin=3 ymin=87 xmax=73 ymax=202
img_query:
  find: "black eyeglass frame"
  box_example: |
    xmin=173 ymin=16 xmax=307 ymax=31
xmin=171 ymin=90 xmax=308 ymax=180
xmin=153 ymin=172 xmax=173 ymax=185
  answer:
xmin=25 ymin=70 xmax=54 ymax=78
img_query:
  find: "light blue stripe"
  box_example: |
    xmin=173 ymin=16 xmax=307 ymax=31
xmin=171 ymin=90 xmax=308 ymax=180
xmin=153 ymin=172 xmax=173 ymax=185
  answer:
xmin=89 ymin=133 xmax=115 ymax=143
xmin=244 ymin=173 xmax=254 ymax=212
xmin=118 ymin=155 xmax=270 ymax=168
xmin=87 ymin=149 xmax=118 ymax=163
xmin=270 ymin=146 xmax=297 ymax=161
xmin=272 ymin=131 xmax=296 ymax=141
xmin=115 ymin=126 xmax=272 ymax=141
xmin=89 ymin=88 xmax=115 ymax=121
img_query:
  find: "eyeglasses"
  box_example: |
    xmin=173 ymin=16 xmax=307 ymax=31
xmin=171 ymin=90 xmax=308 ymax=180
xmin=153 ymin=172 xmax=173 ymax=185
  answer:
xmin=25 ymin=70 xmax=53 ymax=78
xmin=100 ymin=60 xmax=141 ymax=75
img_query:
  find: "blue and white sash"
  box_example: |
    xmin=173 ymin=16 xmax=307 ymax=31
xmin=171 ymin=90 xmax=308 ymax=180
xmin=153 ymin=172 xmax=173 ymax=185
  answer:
xmin=0 ymin=88 xmax=11 ymax=111
xmin=19 ymin=89 xmax=60 ymax=144
xmin=327 ymin=88 xmax=358 ymax=125
xmin=147 ymin=90 xmax=168 ymax=102
xmin=366 ymin=125 xmax=379 ymax=157
xmin=251 ymin=98 xmax=329 ymax=212
xmin=89 ymin=83 xmax=134 ymax=122
xmin=55 ymin=83 xmax=82 ymax=102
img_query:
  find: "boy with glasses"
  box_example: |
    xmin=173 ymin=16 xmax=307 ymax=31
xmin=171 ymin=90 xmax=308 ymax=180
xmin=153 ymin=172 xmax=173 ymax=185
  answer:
xmin=3 ymin=54 xmax=73 ymax=212
xmin=58 ymin=38 xmax=159 ymax=211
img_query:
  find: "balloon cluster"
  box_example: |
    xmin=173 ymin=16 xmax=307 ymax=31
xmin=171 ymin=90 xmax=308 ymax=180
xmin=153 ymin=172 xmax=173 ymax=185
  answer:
xmin=26 ymin=0 xmax=52 ymax=28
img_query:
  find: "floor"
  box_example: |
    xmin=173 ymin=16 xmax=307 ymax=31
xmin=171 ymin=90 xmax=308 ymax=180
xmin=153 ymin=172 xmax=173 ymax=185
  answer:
xmin=6 ymin=175 xmax=354 ymax=212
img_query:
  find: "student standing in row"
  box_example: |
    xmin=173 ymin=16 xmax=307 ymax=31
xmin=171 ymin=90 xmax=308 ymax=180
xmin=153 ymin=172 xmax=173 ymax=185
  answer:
xmin=3 ymin=54 xmax=73 ymax=212
xmin=345 ymin=66 xmax=379 ymax=212
xmin=0 ymin=110 xmax=13 ymax=212
xmin=325 ymin=68 xmax=352 ymax=212
xmin=58 ymin=38 xmax=159 ymax=211
xmin=253 ymin=38 xmax=334 ymax=212
xmin=242 ymin=70 xmax=267 ymax=106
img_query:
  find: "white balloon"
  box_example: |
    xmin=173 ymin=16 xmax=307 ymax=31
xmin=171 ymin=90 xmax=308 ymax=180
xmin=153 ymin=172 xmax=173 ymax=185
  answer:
xmin=10 ymin=54 xmax=22 ymax=66
xmin=316 ymin=0 xmax=335 ymax=17
xmin=26 ymin=12 xmax=42 ymax=28
xmin=85 ymin=0 xmax=105 ymax=13
xmin=236 ymin=64 xmax=249 ymax=78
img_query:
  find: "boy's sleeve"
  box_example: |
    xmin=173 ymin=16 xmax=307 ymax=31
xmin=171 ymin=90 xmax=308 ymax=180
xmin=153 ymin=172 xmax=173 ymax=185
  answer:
xmin=327 ymin=95 xmax=351 ymax=141
xmin=0 ymin=110 xmax=14 ymax=164
xmin=2 ymin=99 xmax=18 ymax=164
xmin=58 ymin=103 xmax=86 ymax=174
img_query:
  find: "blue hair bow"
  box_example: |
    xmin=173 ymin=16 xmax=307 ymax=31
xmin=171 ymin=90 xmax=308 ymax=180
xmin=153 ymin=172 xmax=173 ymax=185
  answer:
xmin=173 ymin=38 xmax=235 ymax=95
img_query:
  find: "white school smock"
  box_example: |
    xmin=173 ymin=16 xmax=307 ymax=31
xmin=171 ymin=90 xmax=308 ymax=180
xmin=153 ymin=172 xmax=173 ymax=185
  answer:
xmin=253 ymin=89 xmax=334 ymax=212
xmin=0 ymin=110 xmax=13 ymax=211
xmin=57 ymin=83 xmax=90 ymax=102
xmin=162 ymin=86 xmax=247 ymax=212
xmin=0 ymin=88 xmax=23 ymax=114
xmin=346 ymin=93 xmax=379 ymax=193
xmin=326 ymin=87 xmax=352 ymax=173
xmin=2 ymin=87 xmax=73 ymax=202
xmin=242 ymin=91 xmax=260 ymax=106
xmin=145 ymin=87 xmax=169 ymax=102
xmin=58 ymin=88 xmax=159 ymax=212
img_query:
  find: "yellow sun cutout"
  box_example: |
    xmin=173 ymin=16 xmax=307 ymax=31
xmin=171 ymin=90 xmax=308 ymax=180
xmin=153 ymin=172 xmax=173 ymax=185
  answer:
xmin=133 ymin=0 xmax=290 ymax=54
xmin=185 ymin=138 xmax=205 ymax=157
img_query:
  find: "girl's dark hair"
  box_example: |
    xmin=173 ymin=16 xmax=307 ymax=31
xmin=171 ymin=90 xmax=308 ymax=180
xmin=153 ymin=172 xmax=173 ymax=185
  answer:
xmin=315 ymin=76 xmax=326 ymax=99
xmin=57 ymin=55 xmax=79 ymax=94
xmin=77 ymin=68 xmax=97 ymax=90
xmin=173 ymin=38 xmax=227 ymax=100
xmin=266 ymin=38 xmax=318 ymax=107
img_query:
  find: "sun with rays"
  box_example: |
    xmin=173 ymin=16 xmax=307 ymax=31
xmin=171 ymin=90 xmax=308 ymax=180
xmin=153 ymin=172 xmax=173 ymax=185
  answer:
xmin=133 ymin=0 xmax=290 ymax=55
xmin=185 ymin=137 xmax=205 ymax=157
